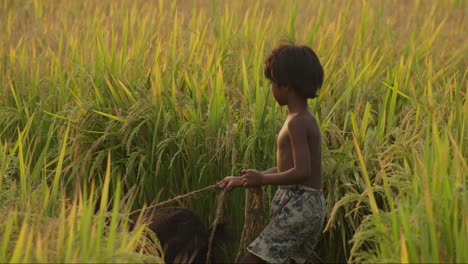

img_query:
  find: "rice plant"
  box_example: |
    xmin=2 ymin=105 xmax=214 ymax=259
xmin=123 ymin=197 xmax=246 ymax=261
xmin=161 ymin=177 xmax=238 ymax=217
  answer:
xmin=0 ymin=0 xmax=466 ymax=263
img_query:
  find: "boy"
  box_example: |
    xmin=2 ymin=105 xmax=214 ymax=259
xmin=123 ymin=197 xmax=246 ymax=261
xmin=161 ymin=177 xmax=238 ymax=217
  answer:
xmin=217 ymin=44 xmax=326 ymax=264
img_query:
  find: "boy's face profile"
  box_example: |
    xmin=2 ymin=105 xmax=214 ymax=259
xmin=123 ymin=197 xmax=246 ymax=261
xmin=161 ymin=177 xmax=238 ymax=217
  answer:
xmin=270 ymin=81 xmax=288 ymax=106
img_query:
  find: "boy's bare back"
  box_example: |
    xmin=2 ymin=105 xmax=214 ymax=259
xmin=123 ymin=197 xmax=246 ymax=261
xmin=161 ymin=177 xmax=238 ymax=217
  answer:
xmin=277 ymin=109 xmax=321 ymax=190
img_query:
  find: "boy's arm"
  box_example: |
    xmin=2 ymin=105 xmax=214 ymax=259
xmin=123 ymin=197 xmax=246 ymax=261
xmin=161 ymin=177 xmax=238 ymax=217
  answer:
xmin=262 ymin=167 xmax=277 ymax=174
xmin=243 ymin=118 xmax=311 ymax=186
xmin=218 ymin=168 xmax=277 ymax=191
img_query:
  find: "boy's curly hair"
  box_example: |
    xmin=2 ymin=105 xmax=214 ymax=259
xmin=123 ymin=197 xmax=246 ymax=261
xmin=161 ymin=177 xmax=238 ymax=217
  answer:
xmin=264 ymin=44 xmax=324 ymax=99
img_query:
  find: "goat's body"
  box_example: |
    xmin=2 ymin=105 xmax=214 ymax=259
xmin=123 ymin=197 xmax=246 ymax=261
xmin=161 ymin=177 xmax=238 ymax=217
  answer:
xmin=130 ymin=207 xmax=215 ymax=264
xmin=95 ymin=197 xmax=230 ymax=263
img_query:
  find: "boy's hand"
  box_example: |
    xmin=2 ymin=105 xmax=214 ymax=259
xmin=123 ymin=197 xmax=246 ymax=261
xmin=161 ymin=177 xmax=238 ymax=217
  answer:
xmin=217 ymin=176 xmax=243 ymax=192
xmin=241 ymin=169 xmax=264 ymax=187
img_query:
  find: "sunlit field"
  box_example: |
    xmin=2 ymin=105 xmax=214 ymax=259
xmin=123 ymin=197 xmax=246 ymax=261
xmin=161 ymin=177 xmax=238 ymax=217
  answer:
xmin=1 ymin=0 xmax=466 ymax=263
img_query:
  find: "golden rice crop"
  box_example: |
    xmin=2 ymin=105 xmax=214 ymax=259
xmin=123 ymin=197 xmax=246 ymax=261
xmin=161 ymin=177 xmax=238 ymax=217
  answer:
xmin=0 ymin=0 xmax=466 ymax=262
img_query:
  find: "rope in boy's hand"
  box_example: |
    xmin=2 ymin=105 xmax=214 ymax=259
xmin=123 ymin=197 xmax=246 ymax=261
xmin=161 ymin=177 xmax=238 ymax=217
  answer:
xmin=130 ymin=183 xmax=219 ymax=214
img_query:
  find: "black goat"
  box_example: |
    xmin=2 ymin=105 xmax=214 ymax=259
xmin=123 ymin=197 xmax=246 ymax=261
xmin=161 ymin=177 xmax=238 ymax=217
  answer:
xmin=130 ymin=207 xmax=228 ymax=264
xmin=95 ymin=199 xmax=231 ymax=264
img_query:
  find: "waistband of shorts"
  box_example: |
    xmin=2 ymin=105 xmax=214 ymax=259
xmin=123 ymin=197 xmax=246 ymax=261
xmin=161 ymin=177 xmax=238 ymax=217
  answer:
xmin=278 ymin=184 xmax=323 ymax=192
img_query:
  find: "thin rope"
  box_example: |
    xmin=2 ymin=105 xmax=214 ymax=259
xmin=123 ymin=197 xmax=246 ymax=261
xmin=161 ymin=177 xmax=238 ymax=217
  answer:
xmin=131 ymin=184 xmax=218 ymax=215
xmin=206 ymin=189 xmax=227 ymax=264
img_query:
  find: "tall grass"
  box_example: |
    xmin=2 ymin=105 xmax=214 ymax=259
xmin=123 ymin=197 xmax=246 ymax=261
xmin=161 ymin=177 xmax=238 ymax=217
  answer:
xmin=0 ymin=141 xmax=163 ymax=262
xmin=1 ymin=0 xmax=466 ymax=263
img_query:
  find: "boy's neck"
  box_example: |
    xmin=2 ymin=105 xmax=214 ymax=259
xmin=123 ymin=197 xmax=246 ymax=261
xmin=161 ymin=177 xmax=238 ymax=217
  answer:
xmin=287 ymin=96 xmax=308 ymax=115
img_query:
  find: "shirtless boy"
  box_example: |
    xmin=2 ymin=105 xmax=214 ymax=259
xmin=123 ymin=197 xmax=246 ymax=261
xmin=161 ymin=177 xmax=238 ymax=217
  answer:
xmin=217 ymin=44 xmax=326 ymax=264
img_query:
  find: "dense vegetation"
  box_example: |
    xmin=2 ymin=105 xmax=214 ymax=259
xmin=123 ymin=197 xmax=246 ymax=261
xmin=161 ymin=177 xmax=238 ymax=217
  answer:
xmin=1 ymin=0 xmax=466 ymax=263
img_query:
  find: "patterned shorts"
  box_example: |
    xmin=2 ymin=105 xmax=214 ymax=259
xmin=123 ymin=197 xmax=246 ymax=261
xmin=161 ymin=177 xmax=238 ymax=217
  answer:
xmin=247 ymin=185 xmax=326 ymax=264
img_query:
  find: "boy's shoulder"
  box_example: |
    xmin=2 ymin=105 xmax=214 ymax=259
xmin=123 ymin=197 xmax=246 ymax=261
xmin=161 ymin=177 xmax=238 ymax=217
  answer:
xmin=287 ymin=111 xmax=320 ymax=136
